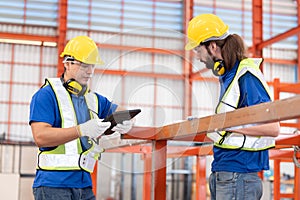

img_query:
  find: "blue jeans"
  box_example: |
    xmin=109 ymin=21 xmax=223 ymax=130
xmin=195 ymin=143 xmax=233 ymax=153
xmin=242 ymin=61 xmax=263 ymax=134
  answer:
xmin=33 ymin=187 xmax=95 ymax=200
xmin=209 ymin=172 xmax=262 ymax=200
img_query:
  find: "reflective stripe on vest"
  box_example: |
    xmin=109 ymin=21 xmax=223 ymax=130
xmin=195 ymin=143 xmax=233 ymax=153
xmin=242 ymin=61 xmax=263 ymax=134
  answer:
xmin=207 ymin=58 xmax=275 ymax=151
xmin=37 ymin=78 xmax=98 ymax=170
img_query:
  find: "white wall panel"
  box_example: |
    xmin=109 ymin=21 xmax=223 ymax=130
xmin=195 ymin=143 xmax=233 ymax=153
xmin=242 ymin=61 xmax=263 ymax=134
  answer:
xmin=156 ymin=79 xmax=183 ymax=106
xmin=92 ymin=74 xmax=123 ymax=102
xmin=91 ymin=32 xmax=122 ymax=46
xmin=120 ymin=51 xmax=153 ymax=72
xmin=124 ymin=77 xmax=155 ymax=105
xmin=13 ymin=65 xmax=39 ymax=82
xmin=42 ymin=46 xmax=57 ymax=65
xmin=132 ymin=107 xmax=154 ymax=126
xmin=264 ymin=63 xmax=296 ymax=83
xmin=264 ymin=48 xmax=297 ymax=60
xmin=66 ymin=30 xmax=90 ymax=40
xmin=14 ymin=45 xmax=40 ymax=64
xmin=25 ymin=26 xmax=57 ymax=36
xmin=40 ymin=66 xmax=58 ymax=81
xmin=0 ymin=43 xmax=12 ymax=61
xmin=10 ymin=104 xmax=28 ymax=122
xmin=157 ymin=107 xmax=183 ymax=126
xmin=0 ymin=24 xmax=23 ymax=33
xmin=154 ymin=36 xmax=183 ymax=50
xmin=192 ymin=81 xmax=218 ymax=117
xmin=154 ymin=54 xmax=182 ymax=74
xmin=0 ymin=83 xmax=9 ymax=102
xmin=263 ymin=0 xmax=297 ymax=15
xmin=121 ymin=34 xmax=153 ymax=47
xmin=100 ymin=49 xmax=123 ymax=71
xmin=0 ymin=103 xmax=9 ymax=122
xmin=9 ymin=124 xmax=33 ymax=142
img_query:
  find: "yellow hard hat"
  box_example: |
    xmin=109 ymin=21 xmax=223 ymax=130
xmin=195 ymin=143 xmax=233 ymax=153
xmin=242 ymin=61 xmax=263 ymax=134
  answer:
xmin=185 ymin=14 xmax=229 ymax=50
xmin=60 ymin=36 xmax=104 ymax=65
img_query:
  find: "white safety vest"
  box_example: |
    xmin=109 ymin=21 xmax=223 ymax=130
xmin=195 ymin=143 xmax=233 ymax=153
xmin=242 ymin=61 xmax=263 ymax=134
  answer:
xmin=37 ymin=78 xmax=99 ymax=172
xmin=207 ymin=58 xmax=275 ymax=151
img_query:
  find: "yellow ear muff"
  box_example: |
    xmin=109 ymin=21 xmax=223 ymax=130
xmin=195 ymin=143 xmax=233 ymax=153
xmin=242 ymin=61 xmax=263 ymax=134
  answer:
xmin=213 ymin=60 xmax=225 ymax=76
xmin=63 ymin=79 xmax=88 ymax=96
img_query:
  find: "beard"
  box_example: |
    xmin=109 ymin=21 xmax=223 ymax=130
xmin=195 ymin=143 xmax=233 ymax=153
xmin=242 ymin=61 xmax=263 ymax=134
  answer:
xmin=205 ymin=55 xmax=215 ymax=70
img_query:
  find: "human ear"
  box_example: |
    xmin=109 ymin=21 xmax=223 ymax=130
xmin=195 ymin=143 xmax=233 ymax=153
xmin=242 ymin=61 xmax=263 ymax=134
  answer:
xmin=209 ymin=42 xmax=218 ymax=51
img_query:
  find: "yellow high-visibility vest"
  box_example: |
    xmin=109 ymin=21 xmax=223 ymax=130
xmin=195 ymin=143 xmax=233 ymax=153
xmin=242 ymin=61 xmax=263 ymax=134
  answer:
xmin=37 ymin=78 xmax=99 ymax=171
xmin=207 ymin=58 xmax=275 ymax=151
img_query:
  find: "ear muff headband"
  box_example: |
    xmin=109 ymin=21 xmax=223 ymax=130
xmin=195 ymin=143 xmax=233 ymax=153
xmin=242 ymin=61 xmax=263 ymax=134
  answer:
xmin=63 ymin=78 xmax=88 ymax=96
xmin=213 ymin=60 xmax=225 ymax=76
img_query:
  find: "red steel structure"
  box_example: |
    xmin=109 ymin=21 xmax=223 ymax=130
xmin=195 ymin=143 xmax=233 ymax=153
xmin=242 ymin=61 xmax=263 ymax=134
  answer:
xmin=1 ymin=0 xmax=300 ymax=199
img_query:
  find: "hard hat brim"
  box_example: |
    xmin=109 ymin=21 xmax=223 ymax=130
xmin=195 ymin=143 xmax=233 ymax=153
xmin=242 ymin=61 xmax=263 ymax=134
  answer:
xmin=185 ymin=40 xmax=199 ymax=51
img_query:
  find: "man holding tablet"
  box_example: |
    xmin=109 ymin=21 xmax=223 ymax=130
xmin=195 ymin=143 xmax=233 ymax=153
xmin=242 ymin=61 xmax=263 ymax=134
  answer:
xmin=29 ymin=35 xmax=136 ymax=200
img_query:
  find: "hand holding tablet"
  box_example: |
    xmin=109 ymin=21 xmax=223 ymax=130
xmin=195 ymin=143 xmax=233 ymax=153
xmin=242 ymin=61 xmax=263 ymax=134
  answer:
xmin=102 ymin=109 xmax=141 ymax=135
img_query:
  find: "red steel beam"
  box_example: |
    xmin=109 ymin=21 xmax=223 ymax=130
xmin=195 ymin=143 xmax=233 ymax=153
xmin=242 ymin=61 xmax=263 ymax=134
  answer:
xmin=257 ymin=25 xmax=300 ymax=50
xmin=263 ymin=58 xmax=297 ymax=65
xmin=98 ymin=43 xmax=182 ymax=56
xmin=276 ymin=134 xmax=300 ymax=146
xmin=94 ymin=69 xmax=183 ymax=80
xmin=0 ymin=32 xmax=57 ymax=42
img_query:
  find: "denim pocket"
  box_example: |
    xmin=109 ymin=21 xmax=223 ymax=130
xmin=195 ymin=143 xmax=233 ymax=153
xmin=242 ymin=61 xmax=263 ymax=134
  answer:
xmin=216 ymin=171 xmax=235 ymax=182
xmin=243 ymin=174 xmax=262 ymax=200
xmin=215 ymin=172 xmax=237 ymax=199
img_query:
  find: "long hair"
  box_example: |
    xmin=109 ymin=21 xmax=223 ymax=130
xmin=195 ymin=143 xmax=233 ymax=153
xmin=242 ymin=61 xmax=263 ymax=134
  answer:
xmin=214 ymin=34 xmax=248 ymax=71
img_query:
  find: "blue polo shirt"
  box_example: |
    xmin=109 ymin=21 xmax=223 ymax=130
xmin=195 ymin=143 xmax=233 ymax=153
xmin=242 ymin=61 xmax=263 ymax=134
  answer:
xmin=211 ymin=60 xmax=271 ymax=173
xmin=29 ymin=84 xmax=117 ymax=188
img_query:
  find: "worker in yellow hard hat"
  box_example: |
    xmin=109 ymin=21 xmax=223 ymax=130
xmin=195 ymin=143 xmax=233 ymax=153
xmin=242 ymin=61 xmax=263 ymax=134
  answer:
xmin=185 ymin=14 xmax=280 ymax=200
xmin=29 ymin=36 xmax=134 ymax=200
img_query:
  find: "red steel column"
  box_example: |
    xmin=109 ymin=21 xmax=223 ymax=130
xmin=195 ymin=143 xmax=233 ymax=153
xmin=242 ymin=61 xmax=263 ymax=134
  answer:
xmin=273 ymin=160 xmax=280 ymax=199
xmin=252 ymin=0 xmax=263 ymax=69
xmin=143 ymin=154 xmax=152 ymax=200
xmin=294 ymin=162 xmax=300 ymax=200
xmin=195 ymin=156 xmax=207 ymax=200
xmin=183 ymin=0 xmax=193 ymax=118
xmin=57 ymin=0 xmax=67 ymax=77
xmin=152 ymin=140 xmax=167 ymax=200
xmin=298 ymin=0 xmax=300 ymax=81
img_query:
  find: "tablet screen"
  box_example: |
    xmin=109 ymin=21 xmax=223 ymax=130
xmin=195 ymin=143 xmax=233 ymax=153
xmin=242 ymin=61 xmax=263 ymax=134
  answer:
xmin=102 ymin=109 xmax=141 ymax=135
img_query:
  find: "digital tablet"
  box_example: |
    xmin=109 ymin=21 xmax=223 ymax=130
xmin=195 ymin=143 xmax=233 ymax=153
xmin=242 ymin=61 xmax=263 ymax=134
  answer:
xmin=102 ymin=109 xmax=141 ymax=135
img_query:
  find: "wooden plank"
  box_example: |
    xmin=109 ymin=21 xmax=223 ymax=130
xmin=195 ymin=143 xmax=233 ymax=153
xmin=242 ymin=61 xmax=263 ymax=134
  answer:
xmin=107 ymin=95 xmax=300 ymax=148
xmin=155 ymin=95 xmax=300 ymax=140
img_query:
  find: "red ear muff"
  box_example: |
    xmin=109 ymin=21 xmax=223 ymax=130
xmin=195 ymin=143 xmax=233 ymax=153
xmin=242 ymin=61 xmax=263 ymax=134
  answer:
xmin=63 ymin=79 xmax=88 ymax=96
xmin=213 ymin=60 xmax=225 ymax=76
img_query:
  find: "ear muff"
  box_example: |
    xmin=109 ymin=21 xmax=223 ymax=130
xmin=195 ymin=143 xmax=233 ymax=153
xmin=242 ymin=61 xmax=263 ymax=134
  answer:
xmin=63 ymin=78 xmax=88 ymax=96
xmin=213 ymin=60 xmax=226 ymax=76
